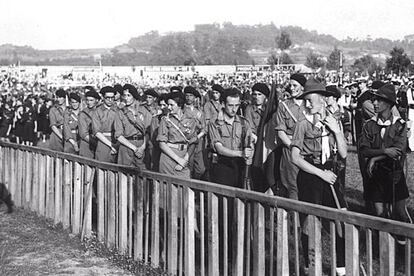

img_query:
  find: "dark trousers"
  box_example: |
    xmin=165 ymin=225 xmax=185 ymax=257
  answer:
xmin=211 ymin=156 xmax=245 ymax=188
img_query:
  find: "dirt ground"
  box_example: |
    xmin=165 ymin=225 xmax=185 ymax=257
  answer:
xmin=0 ymin=207 xmax=132 ymax=276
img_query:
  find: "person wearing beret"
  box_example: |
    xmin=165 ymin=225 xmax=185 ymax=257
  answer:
xmin=208 ymin=87 xmax=254 ymax=188
xmin=91 ymin=86 xmax=119 ymax=163
xmin=0 ymin=100 xmax=14 ymax=142
xmin=204 ymin=84 xmax=224 ymax=126
xmin=63 ymin=93 xmax=81 ymax=154
xmin=359 ymin=83 xmax=412 ymax=244
xmin=244 ymin=83 xmax=269 ymax=143
xmin=183 ymin=85 xmax=206 ymax=179
xmin=274 ymin=74 xmax=306 ymax=199
xmin=143 ymin=88 xmax=160 ymax=116
xmin=21 ymin=100 xmax=37 ymax=146
xmin=156 ymin=91 xmax=198 ymax=178
xmin=114 ymin=84 xmax=152 ymax=168
xmin=78 ymin=87 xmax=100 ymax=159
xmin=291 ymin=78 xmax=347 ymax=275
xmin=48 ymin=88 xmax=67 ymax=151
xmin=149 ymin=94 xmax=168 ymax=172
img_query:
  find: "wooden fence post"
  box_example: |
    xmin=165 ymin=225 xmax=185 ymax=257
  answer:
xmin=184 ymin=187 xmax=195 ymax=276
xmin=54 ymin=158 xmax=63 ymax=225
xmin=308 ymin=215 xmax=322 ymax=276
xmin=232 ymin=198 xmax=245 ymax=276
xmin=379 ymin=231 xmax=395 ymax=276
xmin=63 ymin=160 xmax=72 ymax=229
xmin=208 ymin=192 xmax=219 ymax=276
xmin=277 ymin=208 xmax=289 ymax=276
xmin=345 ymin=223 xmax=359 ymax=276
xmin=252 ymin=202 xmax=265 ymax=276
xmin=134 ymin=176 xmax=144 ymax=260
xmin=151 ymin=179 xmax=160 ymax=267
xmin=97 ymin=169 xmax=105 ymax=242
xmin=118 ymin=173 xmax=128 ymax=254
xmin=72 ymin=162 xmax=82 ymax=235
xmin=107 ymin=171 xmax=116 ymax=248
xmin=168 ymin=183 xmax=178 ymax=274
xmin=38 ymin=154 xmax=46 ymax=216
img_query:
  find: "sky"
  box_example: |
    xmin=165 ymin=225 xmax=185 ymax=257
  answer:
xmin=1 ymin=0 xmax=414 ymax=50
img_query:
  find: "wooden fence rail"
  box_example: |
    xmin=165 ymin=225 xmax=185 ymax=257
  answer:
xmin=1 ymin=141 xmax=413 ymax=276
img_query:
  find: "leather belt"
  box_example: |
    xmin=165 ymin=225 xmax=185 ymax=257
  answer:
xmin=166 ymin=142 xmax=187 ymax=151
xmin=126 ymin=135 xmax=144 ymax=140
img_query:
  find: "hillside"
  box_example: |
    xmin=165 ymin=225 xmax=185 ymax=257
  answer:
xmin=1 ymin=23 xmax=413 ymax=67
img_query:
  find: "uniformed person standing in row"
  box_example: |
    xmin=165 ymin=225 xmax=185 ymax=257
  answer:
xmin=49 ymin=89 xmax=67 ymax=151
xmin=143 ymin=88 xmax=160 ymax=169
xmin=157 ymin=91 xmax=199 ymax=179
xmin=63 ymin=93 xmax=81 ymax=154
xmin=115 ymin=84 xmax=152 ymax=168
xmin=203 ymin=84 xmax=224 ymax=125
xmin=275 ymin=73 xmax=306 ymax=199
xmin=78 ymin=87 xmax=100 ymax=159
xmin=245 ymin=82 xmax=269 ymax=143
xmin=183 ymin=86 xmax=206 ymax=179
xmin=149 ymin=94 xmax=169 ymax=172
xmin=360 ymin=84 xmax=411 ymax=244
xmin=91 ymin=86 xmax=118 ymax=163
xmin=291 ymin=78 xmax=347 ymax=276
xmin=208 ymin=88 xmax=254 ymax=188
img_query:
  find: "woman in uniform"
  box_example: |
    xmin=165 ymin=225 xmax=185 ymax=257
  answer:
xmin=63 ymin=93 xmax=81 ymax=154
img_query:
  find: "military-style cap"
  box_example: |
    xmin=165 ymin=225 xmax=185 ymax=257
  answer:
xmin=85 ymin=89 xmax=100 ymax=100
xmin=371 ymin=83 xmax=396 ymax=105
xmin=55 ymin=88 xmax=66 ymax=98
xmin=167 ymin=91 xmax=185 ymax=102
xmin=184 ymin=86 xmax=201 ymax=98
xmin=297 ymin=78 xmax=334 ymax=99
xmin=170 ymin=86 xmax=183 ymax=93
xmin=100 ymin=86 xmax=116 ymax=95
xmin=370 ymin=80 xmax=385 ymax=90
xmin=211 ymin=84 xmax=224 ymax=94
xmin=290 ymin=73 xmax=307 ymax=87
xmin=251 ymin=83 xmax=270 ymax=97
xmin=325 ymin=85 xmax=341 ymax=99
xmin=123 ymin=84 xmax=139 ymax=100
xmin=144 ymin=88 xmax=159 ymax=98
xmin=114 ymin=84 xmax=124 ymax=94
xmin=69 ymin=93 xmax=81 ymax=102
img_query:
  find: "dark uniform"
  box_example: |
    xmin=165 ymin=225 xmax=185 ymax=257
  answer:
xmin=0 ymin=103 xmax=13 ymax=141
xmin=78 ymin=106 xmax=97 ymax=159
xmin=48 ymin=103 xmax=66 ymax=151
xmin=63 ymin=107 xmax=80 ymax=154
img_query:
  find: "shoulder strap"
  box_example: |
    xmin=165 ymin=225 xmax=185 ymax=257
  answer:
xmin=281 ymin=101 xmax=297 ymax=122
xmin=165 ymin=115 xmax=189 ymax=143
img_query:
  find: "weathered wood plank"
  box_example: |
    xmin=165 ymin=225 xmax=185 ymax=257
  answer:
xmin=184 ymin=187 xmax=195 ymax=276
xmin=38 ymin=154 xmax=46 ymax=216
xmin=208 ymin=192 xmax=219 ymax=276
xmin=31 ymin=153 xmax=39 ymax=212
xmin=252 ymin=202 xmax=265 ymax=276
xmin=330 ymin=222 xmax=337 ymax=276
xmin=366 ymin=229 xmax=373 ymax=276
xmin=308 ymin=215 xmax=322 ymax=276
xmin=134 ymin=176 xmax=144 ymax=260
xmin=54 ymin=158 xmax=62 ymax=224
xmin=276 ymin=208 xmax=289 ymax=276
xmin=222 ymin=197 xmax=228 ymax=276
xmin=199 ymin=192 xmax=205 ymax=276
xmin=232 ymin=198 xmax=245 ymax=276
xmin=151 ymin=179 xmax=160 ymax=267
xmin=63 ymin=160 xmax=72 ymax=229
xmin=81 ymin=166 xmax=94 ymax=239
xmin=97 ymin=169 xmax=105 ymax=242
xmin=405 ymin=238 xmax=411 ymax=276
xmin=107 ymin=171 xmax=116 ymax=248
xmin=72 ymin=162 xmax=82 ymax=235
xmin=379 ymin=231 xmax=395 ymax=276
xmin=167 ymin=182 xmax=178 ymax=274
xmin=118 ymin=173 xmax=128 ymax=254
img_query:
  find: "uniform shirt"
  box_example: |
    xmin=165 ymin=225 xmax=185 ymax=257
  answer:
xmin=91 ymin=104 xmax=118 ymax=137
xmin=114 ymin=101 xmax=152 ymax=139
xmin=275 ymin=99 xmax=306 ymax=137
xmin=63 ymin=108 xmax=79 ymax=141
xmin=49 ymin=105 xmax=66 ymax=128
xmin=78 ymin=107 xmax=95 ymax=142
xmin=208 ymin=110 xmax=252 ymax=151
xmin=157 ymin=111 xmax=198 ymax=144
xmin=143 ymin=103 xmax=159 ymax=117
xmin=203 ymin=100 xmax=222 ymax=127
xmin=244 ymin=104 xmax=264 ymax=135
xmin=360 ymin=115 xmax=407 ymax=153
xmin=183 ymin=104 xmax=205 ymax=134
xmin=291 ymin=113 xmax=337 ymax=160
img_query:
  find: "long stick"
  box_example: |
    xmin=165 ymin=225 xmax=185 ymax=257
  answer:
xmin=329 ymin=184 xmax=344 ymax=238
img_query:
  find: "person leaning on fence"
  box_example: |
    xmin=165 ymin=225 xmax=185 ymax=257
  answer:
xmin=359 ymin=83 xmax=412 ymax=244
xmin=208 ymin=87 xmax=254 ymax=188
xmin=156 ymin=91 xmax=199 ymax=178
xmin=48 ymin=89 xmax=67 ymax=152
xmin=62 ymin=93 xmax=81 ymax=154
xmin=275 ymin=73 xmax=307 ymax=199
xmin=78 ymin=87 xmax=100 ymax=159
xmin=91 ymin=86 xmax=119 ymax=163
xmin=291 ymin=78 xmax=347 ymax=276
xmin=114 ymin=84 xmax=152 ymax=168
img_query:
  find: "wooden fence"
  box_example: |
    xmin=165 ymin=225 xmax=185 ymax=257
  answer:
xmin=1 ymin=141 xmax=413 ymax=276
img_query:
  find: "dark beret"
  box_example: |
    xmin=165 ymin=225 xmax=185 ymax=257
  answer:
xmin=183 ymin=86 xmax=200 ymax=98
xmin=55 ymin=89 xmax=66 ymax=98
xmin=85 ymin=90 xmax=100 ymax=100
xmin=170 ymin=86 xmax=182 ymax=93
xmin=370 ymin=80 xmax=385 ymax=90
xmin=290 ymin=73 xmax=307 ymax=87
xmin=123 ymin=84 xmax=139 ymax=99
xmin=144 ymin=88 xmax=159 ymax=98
xmin=113 ymin=84 xmax=124 ymax=94
xmin=84 ymin=86 xmax=96 ymax=93
xmin=167 ymin=91 xmax=185 ymax=102
xmin=69 ymin=93 xmax=81 ymax=102
xmin=220 ymin=87 xmax=241 ymax=103
xmin=100 ymin=86 xmax=116 ymax=95
xmin=211 ymin=84 xmax=224 ymax=94
xmin=325 ymin=85 xmax=341 ymax=98
xmin=251 ymin=83 xmax=270 ymax=97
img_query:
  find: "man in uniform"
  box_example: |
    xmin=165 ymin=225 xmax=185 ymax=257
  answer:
xmin=245 ymin=83 xmax=269 ymax=143
xmin=203 ymin=84 xmax=224 ymax=126
xmin=114 ymin=84 xmax=152 ymax=168
xmin=142 ymin=88 xmax=159 ymax=169
xmin=275 ymin=73 xmax=306 ymax=199
xmin=49 ymin=88 xmax=67 ymax=151
xmin=91 ymin=86 xmax=118 ymax=163
xmin=208 ymin=87 xmax=254 ymax=187
xmin=359 ymin=84 xmax=411 ymax=244
xmin=78 ymin=86 xmax=100 ymax=159
xmin=183 ymin=85 xmax=206 ymax=179
xmin=63 ymin=93 xmax=81 ymax=154
xmin=291 ymin=78 xmax=347 ymax=276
